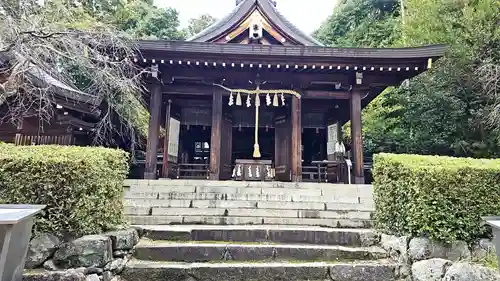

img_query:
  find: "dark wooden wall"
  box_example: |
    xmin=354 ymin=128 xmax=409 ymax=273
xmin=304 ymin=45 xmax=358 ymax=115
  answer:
xmin=0 ymin=116 xmax=75 ymax=145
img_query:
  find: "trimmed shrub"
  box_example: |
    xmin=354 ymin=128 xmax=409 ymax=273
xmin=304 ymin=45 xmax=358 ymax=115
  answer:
xmin=373 ymin=153 xmax=500 ymax=243
xmin=0 ymin=144 xmax=128 ymax=237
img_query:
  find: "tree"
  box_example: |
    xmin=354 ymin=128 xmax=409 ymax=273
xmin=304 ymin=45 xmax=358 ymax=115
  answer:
xmin=184 ymin=14 xmax=217 ymax=38
xmin=113 ymin=0 xmax=184 ymax=40
xmin=315 ymin=0 xmax=500 ymax=158
xmin=0 ymin=0 xmax=149 ymax=148
xmin=314 ymin=0 xmax=401 ymax=48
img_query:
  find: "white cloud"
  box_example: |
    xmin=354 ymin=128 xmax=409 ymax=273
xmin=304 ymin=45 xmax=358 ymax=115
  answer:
xmin=154 ymin=0 xmax=338 ymax=34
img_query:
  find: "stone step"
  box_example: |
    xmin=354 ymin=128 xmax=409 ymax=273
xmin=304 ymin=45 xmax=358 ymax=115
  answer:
xmin=134 ymin=240 xmax=388 ymax=262
xmin=137 ymin=225 xmax=379 ymax=247
xmin=121 ymin=259 xmax=399 ymax=281
xmin=124 ymin=179 xmax=373 ymax=192
xmin=123 ymin=180 xmax=373 ymax=196
xmin=124 ymin=191 xmax=373 ymax=204
xmin=127 ymin=215 xmax=374 ymax=228
xmin=124 ymin=199 xmax=375 ymax=211
xmin=125 ymin=206 xmax=372 ymax=220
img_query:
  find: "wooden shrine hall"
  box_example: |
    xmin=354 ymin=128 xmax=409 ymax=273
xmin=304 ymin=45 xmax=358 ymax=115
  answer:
xmin=136 ymin=0 xmax=446 ymax=183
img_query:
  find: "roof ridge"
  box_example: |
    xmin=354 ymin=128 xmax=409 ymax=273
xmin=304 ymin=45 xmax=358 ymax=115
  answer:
xmin=187 ymin=0 xmax=322 ymax=46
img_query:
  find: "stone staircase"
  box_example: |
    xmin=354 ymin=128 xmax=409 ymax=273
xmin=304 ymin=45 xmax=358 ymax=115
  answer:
xmin=123 ymin=180 xmax=375 ymax=227
xmin=121 ymin=225 xmax=401 ymax=281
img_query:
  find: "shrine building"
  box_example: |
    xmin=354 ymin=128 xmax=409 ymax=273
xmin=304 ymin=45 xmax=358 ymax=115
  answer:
xmin=136 ymin=0 xmax=446 ymax=183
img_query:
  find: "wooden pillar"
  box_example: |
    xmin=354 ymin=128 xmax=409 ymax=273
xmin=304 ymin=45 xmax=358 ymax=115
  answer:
xmin=144 ymin=82 xmax=162 ymax=179
xmin=291 ymin=96 xmax=302 ymax=182
xmin=350 ymin=89 xmax=364 ymax=184
xmin=209 ymin=89 xmax=223 ymax=180
xmin=161 ymin=99 xmax=172 ymax=178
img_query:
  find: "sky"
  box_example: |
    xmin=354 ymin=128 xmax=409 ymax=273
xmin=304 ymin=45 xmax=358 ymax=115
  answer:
xmin=154 ymin=0 xmax=339 ymax=34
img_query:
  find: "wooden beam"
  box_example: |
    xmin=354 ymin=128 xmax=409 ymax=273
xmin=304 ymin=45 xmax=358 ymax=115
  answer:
xmin=162 ymin=99 xmax=172 ymax=178
xmin=291 ymin=96 xmax=302 ymax=182
xmin=144 ymin=81 xmax=162 ymax=179
xmin=160 ymin=67 xmax=352 ymax=87
xmin=350 ymin=88 xmax=364 ymax=184
xmin=303 ymin=90 xmax=350 ymax=99
xmin=209 ymin=89 xmax=223 ymax=180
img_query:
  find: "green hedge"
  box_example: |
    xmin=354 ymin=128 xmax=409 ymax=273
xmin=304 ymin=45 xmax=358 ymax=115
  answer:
xmin=373 ymin=153 xmax=500 ymax=243
xmin=0 ymin=144 xmax=128 ymax=237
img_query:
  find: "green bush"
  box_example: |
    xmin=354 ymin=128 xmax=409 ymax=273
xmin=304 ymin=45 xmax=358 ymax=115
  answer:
xmin=373 ymin=153 xmax=500 ymax=243
xmin=0 ymin=144 xmax=128 ymax=237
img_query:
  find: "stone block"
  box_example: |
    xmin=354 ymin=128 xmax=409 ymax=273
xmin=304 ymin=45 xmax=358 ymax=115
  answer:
xmin=322 ymin=186 xmax=361 ymax=197
xmin=257 ymin=201 xmax=325 ymax=210
xmin=23 ymin=270 xmax=87 ymax=281
xmin=53 ymin=235 xmax=112 ymax=268
xmin=144 ymin=228 xmax=192 ymax=241
xmin=263 ymin=217 xmax=371 ymax=228
xmin=123 ymin=179 xmax=138 ymax=187
xmin=258 ymin=193 xmax=293 ymax=202
xmin=182 ymin=216 xmax=262 ymax=225
xmin=123 ymin=191 xmax=158 ymax=199
xmin=25 ymin=233 xmax=61 ymax=269
xmin=104 ymin=229 xmax=139 ymax=250
xmin=329 ymin=263 xmax=398 ymax=281
xmin=266 ymin=228 xmax=374 ymax=246
xmin=226 ymin=245 xmax=274 ymax=261
xmin=443 ymin=262 xmax=500 ymax=281
xmin=152 ymin=207 xmax=226 ymax=216
xmin=120 ymin=260 xmax=187 ymax=281
xmin=192 ymin=228 xmax=268 ymax=242
xmin=262 ymin=188 xmax=322 ymax=197
xmin=273 ymin=245 xmax=387 ymax=261
xmin=158 ymin=192 xmax=197 ymax=200
xmin=139 ymin=185 xmax=196 ymax=193
xmin=135 ymin=243 xmax=226 ymax=262
xmin=228 ymin=208 xmax=298 ymax=218
xmin=124 ymin=206 xmax=150 ymax=215
xmin=126 ymin=199 xmax=192 ymax=208
xmin=126 ymin=215 xmax=183 ymax=225
xmin=191 ymin=200 xmax=257 ymax=209
xmin=195 ymin=186 xmax=262 ymax=195
xmin=290 ymin=194 xmax=326 ymax=203
xmin=187 ymin=263 xmax=329 ymax=281
xmin=409 ymin=237 xmax=471 ymax=262
xmin=297 ymin=210 xmax=371 ymax=220
xmin=326 ymin=202 xmax=375 ymax=212
xmin=412 ymin=258 xmax=452 ymax=281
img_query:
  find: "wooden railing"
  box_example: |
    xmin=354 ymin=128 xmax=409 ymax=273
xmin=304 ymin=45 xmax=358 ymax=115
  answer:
xmin=175 ymin=163 xmax=210 ymax=179
xmin=15 ymin=134 xmax=74 ymax=145
xmin=302 ymin=165 xmax=327 ymax=182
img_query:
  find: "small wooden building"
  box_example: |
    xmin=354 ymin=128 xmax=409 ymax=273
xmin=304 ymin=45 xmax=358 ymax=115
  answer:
xmin=0 ymin=64 xmax=102 ymax=146
xmin=136 ymin=0 xmax=446 ymax=183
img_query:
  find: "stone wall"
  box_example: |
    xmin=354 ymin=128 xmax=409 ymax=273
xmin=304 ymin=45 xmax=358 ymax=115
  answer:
xmin=23 ymin=228 xmax=141 ymax=281
xmin=380 ymin=234 xmax=500 ymax=281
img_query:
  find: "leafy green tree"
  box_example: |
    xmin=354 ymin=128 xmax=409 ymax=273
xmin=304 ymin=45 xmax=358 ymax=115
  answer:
xmin=184 ymin=14 xmax=217 ymax=38
xmin=314 ymin=0 xmax=401 ymax=48
xmin=113 ymin=0 xmax=184 ymax=39
xmin=316 ymin=0 xmax=500 ymax=158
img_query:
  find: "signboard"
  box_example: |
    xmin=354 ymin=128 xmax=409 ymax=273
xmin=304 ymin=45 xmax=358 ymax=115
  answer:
xmin=168 ymin=118 xmax=180 ymax=163
xmin=327 ymin=123 xmax=339 ymax=143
